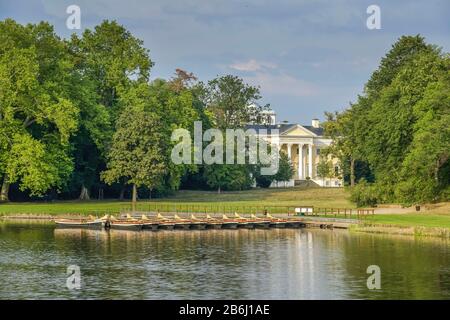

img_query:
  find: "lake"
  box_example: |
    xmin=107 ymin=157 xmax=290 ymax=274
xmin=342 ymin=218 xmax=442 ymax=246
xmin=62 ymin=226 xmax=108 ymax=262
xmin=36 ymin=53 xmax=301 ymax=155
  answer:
xmin=0 ymin=220 xmax=448 ymax=299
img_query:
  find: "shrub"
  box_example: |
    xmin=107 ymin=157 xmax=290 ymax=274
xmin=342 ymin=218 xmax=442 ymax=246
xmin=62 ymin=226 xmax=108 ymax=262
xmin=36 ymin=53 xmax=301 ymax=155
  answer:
xmin=350 ymin=178 xmax=379 ymax=207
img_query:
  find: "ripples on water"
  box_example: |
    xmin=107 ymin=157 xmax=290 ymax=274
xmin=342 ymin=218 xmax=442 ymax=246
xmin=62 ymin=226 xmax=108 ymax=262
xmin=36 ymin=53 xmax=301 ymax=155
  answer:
xmin=0 ymin=220 xmax=449 ymax=299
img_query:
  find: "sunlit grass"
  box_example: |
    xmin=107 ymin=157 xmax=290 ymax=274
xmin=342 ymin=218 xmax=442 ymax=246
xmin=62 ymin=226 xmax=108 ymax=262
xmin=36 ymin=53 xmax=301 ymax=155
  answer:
xmin=364 ymin=214 xmax=450 ymax=229
xmin=0 ymin=186 xmax=353 ymax=215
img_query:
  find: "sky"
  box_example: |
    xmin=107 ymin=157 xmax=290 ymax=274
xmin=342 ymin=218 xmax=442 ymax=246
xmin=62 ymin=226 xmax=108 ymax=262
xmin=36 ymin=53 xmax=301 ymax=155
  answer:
xmin=1 ymin=0 xmax=449 ymax=124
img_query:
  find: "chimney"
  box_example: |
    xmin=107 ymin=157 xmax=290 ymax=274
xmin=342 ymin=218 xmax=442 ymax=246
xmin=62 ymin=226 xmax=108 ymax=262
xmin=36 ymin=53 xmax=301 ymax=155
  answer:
xmin=312 ymin=119 xmax=320 ymax=128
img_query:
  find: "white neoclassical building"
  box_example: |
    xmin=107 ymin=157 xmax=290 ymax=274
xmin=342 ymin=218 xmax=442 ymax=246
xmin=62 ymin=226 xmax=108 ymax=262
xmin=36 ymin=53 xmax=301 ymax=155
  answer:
xmin=247 ymin=110 xmax=342 ymax=188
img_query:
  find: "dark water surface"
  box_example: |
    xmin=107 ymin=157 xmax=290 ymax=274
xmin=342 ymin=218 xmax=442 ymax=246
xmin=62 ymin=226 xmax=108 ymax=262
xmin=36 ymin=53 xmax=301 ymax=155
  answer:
xmin=0 ymin=220 xmax=449 ymax=299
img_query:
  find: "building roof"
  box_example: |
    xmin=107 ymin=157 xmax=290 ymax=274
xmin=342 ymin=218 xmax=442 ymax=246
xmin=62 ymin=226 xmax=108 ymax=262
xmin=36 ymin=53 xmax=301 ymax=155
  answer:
xmin=302 ymin=125 xmax=325 ymax=136
xmin=245 ymin=123 xmax=325 ymax=136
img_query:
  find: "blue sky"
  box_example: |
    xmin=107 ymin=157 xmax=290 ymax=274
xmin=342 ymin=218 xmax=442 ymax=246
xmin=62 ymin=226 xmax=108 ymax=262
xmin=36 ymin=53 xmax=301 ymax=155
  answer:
xmin=1 ymin=0 xmax=449 ymax=124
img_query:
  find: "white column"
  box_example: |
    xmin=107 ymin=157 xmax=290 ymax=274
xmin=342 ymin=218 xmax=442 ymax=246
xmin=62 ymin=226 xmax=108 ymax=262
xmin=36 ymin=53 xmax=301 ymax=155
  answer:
xmin=308 ymin=144 xmax=313 ymax=178
xmin=287 ymin=143 xmax=292 ymax=160
xmin=298 ymin=144 xmax=304 ymax=179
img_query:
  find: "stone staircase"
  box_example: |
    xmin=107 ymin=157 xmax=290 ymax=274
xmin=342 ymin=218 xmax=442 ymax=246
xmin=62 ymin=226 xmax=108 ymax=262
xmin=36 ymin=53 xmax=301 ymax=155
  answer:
xmin=294 ymin=179 xmax=320 ymax=187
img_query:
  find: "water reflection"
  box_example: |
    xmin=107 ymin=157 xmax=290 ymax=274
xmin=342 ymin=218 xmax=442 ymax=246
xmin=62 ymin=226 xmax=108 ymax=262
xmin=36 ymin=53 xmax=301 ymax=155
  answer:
xmin=0 ymin=221 xmax=449 ymax=299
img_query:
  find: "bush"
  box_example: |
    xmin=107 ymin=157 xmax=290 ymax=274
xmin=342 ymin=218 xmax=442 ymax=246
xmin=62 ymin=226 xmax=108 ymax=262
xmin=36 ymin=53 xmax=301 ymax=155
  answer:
xmin=350 ymin=179 xmax=379 ymax=207
xmin=255 ymin=175 xmax=273 ymax=188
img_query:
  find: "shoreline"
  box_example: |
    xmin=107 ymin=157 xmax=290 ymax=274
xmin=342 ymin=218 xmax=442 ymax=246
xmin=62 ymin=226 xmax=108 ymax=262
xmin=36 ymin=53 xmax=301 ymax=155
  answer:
xmin=350 ymin=223 xmax=450 ymax=239
xmin=2 ymin=214 xmax=450 ymax=238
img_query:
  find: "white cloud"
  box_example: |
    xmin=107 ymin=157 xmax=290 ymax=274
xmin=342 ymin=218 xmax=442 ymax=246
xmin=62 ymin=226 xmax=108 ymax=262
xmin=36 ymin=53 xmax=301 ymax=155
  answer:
xmin=244 ymin=72 xmax=318 ymax=97
xmin=229 ymin=59 xmax=276 ymax=72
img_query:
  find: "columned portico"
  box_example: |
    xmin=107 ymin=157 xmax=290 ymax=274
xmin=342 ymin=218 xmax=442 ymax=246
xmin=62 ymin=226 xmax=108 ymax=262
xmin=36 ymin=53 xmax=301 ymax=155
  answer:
xmin=280 ymin=142 xmax=313 ymax=180
xmin=249 ymin=119 xmax=342 ymax=187
xmin=308 ymin=144 xmax=313 ymax=179
xmin=298 ymin=143 xmax=304 ymax=179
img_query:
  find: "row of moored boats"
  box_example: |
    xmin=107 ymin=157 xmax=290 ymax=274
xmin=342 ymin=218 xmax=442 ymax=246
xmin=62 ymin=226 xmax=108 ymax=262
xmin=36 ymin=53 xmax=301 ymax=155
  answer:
xmin=54 ymin=213 xmax=305 ymax=231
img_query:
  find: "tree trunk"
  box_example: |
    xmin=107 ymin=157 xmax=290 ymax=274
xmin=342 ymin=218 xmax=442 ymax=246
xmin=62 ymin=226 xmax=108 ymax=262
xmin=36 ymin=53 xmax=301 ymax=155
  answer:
xmin=98 ymin=188 xmax=104 ymax=200
xmin=119 ymin=184 xmax=126 ymax=200
xmin=217 ymin=186 xmax=221 ymax=194
xmin=350 ymin=158 xmax=355 ymax=187
xmin=131 ymin=184 xmax=137 ymax=213
xmin=148 ymin=189 xmax=152 ymax=200
xmin=0 ymin=175 xmax=10 ymax=202
xmin=79 ymin=184 xmax=90 ymax=200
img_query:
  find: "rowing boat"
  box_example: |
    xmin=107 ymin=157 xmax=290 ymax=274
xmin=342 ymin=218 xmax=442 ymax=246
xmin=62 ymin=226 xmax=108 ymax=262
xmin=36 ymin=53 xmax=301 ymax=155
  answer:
xmin=233 ymin=213 xmax=257 ymax=229
xmin=108 ymin=215 xmax=143 ymax=231
xmin=285 ymin=218 xmax=303 ymax=228
xmin=266 ymin=213 xmax=287 ymax=228
xmin=250 ymin=214 xmax=271 ymax=229
xmin=189 ymin=214 xmax=209 ymax=230
xmin=155 ymin=213 xmax=175 ymax=230
xmin=220 ymin=214 xmax=239 ymax=229
xmin=203 ymin=214 xmax=223 ymax=229
xmin=140 ymin=214 xmax=160 ymax=231
xmin=173 ymin=214 xmax=193 ymax=230
xmin=54 ymin=216 xmax=103 ymax=229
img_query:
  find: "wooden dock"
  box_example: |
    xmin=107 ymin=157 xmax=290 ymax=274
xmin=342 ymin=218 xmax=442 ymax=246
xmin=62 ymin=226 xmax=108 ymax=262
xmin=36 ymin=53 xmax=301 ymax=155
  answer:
xmin=293 ymin=217 xmax=358 ymax=229
xmin=112 ymin=212 xmax=359 ymax=230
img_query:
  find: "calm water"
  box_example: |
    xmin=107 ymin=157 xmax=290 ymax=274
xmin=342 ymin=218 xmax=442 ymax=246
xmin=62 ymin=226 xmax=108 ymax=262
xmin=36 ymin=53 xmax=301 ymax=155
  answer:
xmin=0 ymin=220 xmax=449 ymax=299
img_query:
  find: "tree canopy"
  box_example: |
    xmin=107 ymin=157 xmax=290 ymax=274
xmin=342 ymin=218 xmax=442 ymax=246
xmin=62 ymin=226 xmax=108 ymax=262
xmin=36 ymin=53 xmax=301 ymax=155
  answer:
xmin=324 ymin=35 xmax=450 ymax=206
xmin=1 ymin=20 xmax=448 ymax=208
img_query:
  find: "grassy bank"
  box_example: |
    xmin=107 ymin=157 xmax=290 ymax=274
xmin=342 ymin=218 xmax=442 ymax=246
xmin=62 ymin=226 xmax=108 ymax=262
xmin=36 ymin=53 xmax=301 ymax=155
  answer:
xmin=351 ymin=214 xmax=450 ymax=238
xmin=0 ymin=187 xmax=353 ymax=216
xmin=1 ymin=187 xmax=449 ymax=238
xmin=364 ymin=214 xmax=450 ymax=229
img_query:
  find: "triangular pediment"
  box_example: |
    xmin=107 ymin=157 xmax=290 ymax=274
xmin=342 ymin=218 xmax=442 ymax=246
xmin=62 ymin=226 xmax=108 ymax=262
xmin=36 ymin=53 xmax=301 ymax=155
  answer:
xmin=282 ymin=124 xmax=317 ymax=136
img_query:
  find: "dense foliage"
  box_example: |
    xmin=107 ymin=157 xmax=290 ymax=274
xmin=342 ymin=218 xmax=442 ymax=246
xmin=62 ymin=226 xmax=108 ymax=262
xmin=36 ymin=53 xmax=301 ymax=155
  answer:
xmin=324 ymin=35 xmax=450 ymax=206
xmin=0 ymin=19 xmax=286 ymax=202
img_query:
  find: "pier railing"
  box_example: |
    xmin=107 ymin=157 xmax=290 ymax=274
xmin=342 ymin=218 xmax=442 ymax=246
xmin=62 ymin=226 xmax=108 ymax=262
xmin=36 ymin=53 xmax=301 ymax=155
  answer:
xmin=117 ymin=203 xmax=374 ymax=220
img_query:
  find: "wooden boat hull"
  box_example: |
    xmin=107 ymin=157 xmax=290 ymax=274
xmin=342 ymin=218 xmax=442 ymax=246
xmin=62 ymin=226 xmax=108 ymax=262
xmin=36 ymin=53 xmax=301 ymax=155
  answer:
xmin=55 ymin=220 xmax=103 ymax=229
xmin=221 ymin=222 xmax=239 ymax=229
xmin=158 ymin=223 xmax=175 ymax=230
xmin=190 ymin=223 xmax=207 ymax=230
xmin=238 ymin=222 xmax=255 ymax=229
xmin=110 ymin=222 xmax=143 ymax=231
xmin=174 ymin=222 xmax=191 ymax=230
xmin=254 ymin=221 xmax=271 ymax=229
xmin=286 ymin=221 xmax=303 ymax=228
xmin=269 ymin=222 xmax=286 ymax=228
xmin=142 ymin=222 xmax=159 ymax=231
xmin=206 ymin=223 xmax=222 ymax=229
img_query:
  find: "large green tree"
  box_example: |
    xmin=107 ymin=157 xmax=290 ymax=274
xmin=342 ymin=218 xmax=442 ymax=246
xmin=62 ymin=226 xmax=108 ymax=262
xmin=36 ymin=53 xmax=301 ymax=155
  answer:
xmin=202 ymin=75 xmax=268 ymax=130
xmin=395 ymin=69 xmax=450 ymax=204
xmin=68 ymin=20 xmax=152 ymax=199
xmin=199 ymin=75 xmax=269 ymax=191
xmin=0 ymin=19 xmax=79 ymax=201
xmin=325 ymin=35 xmax=449 ymax=205
xmin=101 ymin=85 xmax=166 ymax=207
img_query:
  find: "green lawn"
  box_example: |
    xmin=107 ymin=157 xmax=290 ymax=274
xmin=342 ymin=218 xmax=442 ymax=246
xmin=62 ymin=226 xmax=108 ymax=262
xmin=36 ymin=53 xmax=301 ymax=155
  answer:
xmin=364 ymin=214 xmax=450 ymax=229
xmin=1 ymin=187 xmax=449 ymax=232
xmin=0 ymin=186 xmax=353 ymax=215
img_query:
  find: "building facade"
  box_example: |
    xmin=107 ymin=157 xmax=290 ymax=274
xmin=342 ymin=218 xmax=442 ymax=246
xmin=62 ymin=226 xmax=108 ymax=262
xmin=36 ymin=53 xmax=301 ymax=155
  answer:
xmin=248 ymin=111 xmax=342 ymax=187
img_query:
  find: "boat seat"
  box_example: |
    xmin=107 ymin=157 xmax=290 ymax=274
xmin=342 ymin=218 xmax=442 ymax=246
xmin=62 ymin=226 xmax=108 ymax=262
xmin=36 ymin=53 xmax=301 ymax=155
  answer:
xmin=126 ymin=213 xmax=137 ymax=221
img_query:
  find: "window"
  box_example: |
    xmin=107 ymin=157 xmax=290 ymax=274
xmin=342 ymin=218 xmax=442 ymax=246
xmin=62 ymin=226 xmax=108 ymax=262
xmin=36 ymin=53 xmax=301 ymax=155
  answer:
xmin=316 ymin=148 xmax=320 ymax=155
xmin=334 ymin=166 xmax=339 ymax=175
